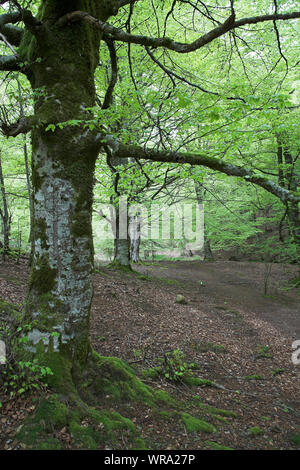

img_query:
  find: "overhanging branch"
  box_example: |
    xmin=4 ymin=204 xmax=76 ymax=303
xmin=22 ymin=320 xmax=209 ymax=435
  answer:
xmin=112 ymin=142 xmax=300 ymax=204
xmin=58 ymin=10 xmax=300 ymax=53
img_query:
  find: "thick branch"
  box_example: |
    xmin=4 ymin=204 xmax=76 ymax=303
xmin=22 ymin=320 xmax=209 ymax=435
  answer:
xmin=0 ymin=54 xmax=20 ymax=70
xmin=118 ymin=0 xmax=141 ymax=7
xmin=102 ymin=37 xmax=118 ymax=110
xmin=58 ymin=10 xmax=300 ymax=53
xmin=0 ymin=12 xmax=23 ymax=46
xmin=21 ymin=9 xmax=44 ymax=36
xmin=1 ymin=116 xmax=34 ymax=137
xmin=112 ymin=142 xmax=300 ymax=204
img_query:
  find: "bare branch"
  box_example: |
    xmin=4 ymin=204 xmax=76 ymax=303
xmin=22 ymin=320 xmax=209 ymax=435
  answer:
xmin=145 ymin=46 xmax=246 ymax=102
xmin=0 ymin=31 xmax=18 ymax=56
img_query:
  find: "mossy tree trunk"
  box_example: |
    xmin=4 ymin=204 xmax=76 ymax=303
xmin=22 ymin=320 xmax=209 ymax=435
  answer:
xmin=18 ymin=0 xmax=119 ymax=386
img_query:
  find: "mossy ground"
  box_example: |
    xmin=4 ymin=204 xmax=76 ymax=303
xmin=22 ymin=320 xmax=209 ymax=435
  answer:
xmin=11 ymin=349 xmax=240 ymax=450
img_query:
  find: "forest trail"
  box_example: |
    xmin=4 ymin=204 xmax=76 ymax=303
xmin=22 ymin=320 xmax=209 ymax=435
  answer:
xmin=135 ymin=260 xmax=300 ymax=340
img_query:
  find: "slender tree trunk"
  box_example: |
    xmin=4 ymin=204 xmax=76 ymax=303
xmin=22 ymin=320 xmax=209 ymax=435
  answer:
xmin=23 ymin=140 xmax=34 ymax=264
xmin=109 ymin=157 xmax=131 ymax=269
xmin=194 ymin=180 xmax=214 ymax=261
xmin=276 ymin=135 xmax=285 ymax=188
xmin=18 ymin=0 xmax=115 ymax=384
xmin=0 ymin=152 xmax=11 ymax=260
xmin=112 ymin=199 xmax=131 ymax=268
xmin=283 ymin=148 xmax=300 ymax=247
xmin=130 ymin=215 xmax=141 ymax=263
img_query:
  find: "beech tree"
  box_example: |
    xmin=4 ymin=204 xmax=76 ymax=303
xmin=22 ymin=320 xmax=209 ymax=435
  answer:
xmin=0 ymin=0 xmax=299 ymax=418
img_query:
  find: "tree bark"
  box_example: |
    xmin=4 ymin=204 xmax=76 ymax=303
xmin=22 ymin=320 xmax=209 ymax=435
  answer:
xmin=0 ymin=152 xmax=11 ymax=260
xmin=23 ymin=140 xmax=35 ymax=264
xmin=108 ymin=156 xmax=132 ymax=269
xmin=130 ymin=214 xmax=141 ymax=263
xmin=283 ymin=147 xmax=300 ymax=246
xmin=18 ymin=0 xmax=115 ymax=383
xmin=194 ymin=180 xmax=214 ymax=261
xmin=111 ymin=198 xmax=131 ymax=268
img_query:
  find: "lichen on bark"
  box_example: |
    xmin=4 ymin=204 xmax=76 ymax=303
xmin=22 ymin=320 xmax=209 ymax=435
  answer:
xmin=19 ymin=0 xmax=115 ymax=366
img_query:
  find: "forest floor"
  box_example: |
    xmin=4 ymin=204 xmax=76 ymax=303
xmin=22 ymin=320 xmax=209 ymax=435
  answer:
xmin=0 ymin=258 xmax=300 ymax=450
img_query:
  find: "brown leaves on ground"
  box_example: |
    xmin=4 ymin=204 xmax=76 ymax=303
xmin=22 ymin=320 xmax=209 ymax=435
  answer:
xmin=0 ymin=259 xmax=300 ymax=450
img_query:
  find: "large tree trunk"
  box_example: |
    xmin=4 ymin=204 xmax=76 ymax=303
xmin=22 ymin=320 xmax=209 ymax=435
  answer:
xmin=19 ymin=0 xmax=114 ymax=386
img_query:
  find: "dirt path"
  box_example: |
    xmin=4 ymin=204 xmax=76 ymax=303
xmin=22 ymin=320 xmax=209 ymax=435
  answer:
xmin=135 ymin=260 xmax=300 ymax=340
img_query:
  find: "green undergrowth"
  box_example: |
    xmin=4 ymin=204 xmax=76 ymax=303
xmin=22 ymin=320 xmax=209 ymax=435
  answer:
xmin=0 ymin=274 xmax=25 ymax=286
xmin=191 ymin=341 xmax=227 ymax=354
xmin=141 ymin=366 xmax=214 ymax=387
xmin=139 ymin=349 xmax=213 ymax=385
xmin=249 ymin=426 xmax=264 ymax=436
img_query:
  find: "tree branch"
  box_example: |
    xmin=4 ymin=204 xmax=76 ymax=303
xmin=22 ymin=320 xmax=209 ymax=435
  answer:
xmin=118 ymin=0 xmax=142 ymax=8
xmin=111 ymin=142 xmax=300 ymax=204
xmin=21 ymin=9 xmax=44 ymax=37
xmin=0 ymin=12 xmax=23 ymax=46
xmin=58 ymin=10 xmax=300 ymax=53
xmin=0 ymin=54 xmax=20 ymax=70
xmin=1 ymin=116 xmax=34 ymax=137
xmin=102 ymin=37 xmax=118 ymax=110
